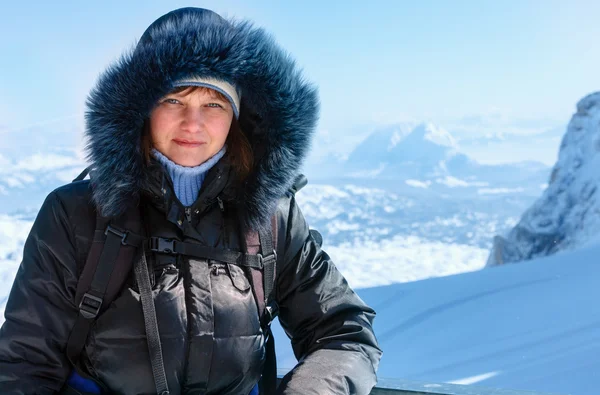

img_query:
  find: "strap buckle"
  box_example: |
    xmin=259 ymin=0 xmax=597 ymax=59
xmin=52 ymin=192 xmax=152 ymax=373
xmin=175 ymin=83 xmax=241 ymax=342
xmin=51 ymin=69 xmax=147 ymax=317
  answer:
xmin=149 ymin=237 xmax=176 ymax=255
xmin=104 ymin=225 xmax=130 ymax=245
xmin=262 ymin=301 xmax=279 ymax=327
xmin=79 ymin=293 xmax=103 ymax=319
xmin=258 ymin=250 xmax=277 ymax=267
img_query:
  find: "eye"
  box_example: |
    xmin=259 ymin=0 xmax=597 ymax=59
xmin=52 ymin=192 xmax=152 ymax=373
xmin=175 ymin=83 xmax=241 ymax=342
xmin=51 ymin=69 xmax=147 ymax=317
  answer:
xmin=206 ymin=102 xmax=224 ymax=109
xmin=162 ymin=98 xmax=181 ymax=105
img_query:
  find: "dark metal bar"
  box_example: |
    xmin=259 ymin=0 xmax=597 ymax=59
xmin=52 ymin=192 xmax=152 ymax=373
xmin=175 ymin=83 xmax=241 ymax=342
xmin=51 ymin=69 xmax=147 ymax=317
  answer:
xmin=276 ymin=376 xmax=568 ymax=395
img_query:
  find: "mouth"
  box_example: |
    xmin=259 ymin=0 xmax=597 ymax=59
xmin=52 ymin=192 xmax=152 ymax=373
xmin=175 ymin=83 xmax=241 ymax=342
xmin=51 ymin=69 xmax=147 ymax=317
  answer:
xmin=173 ymin=139 xmax=205 ymax=148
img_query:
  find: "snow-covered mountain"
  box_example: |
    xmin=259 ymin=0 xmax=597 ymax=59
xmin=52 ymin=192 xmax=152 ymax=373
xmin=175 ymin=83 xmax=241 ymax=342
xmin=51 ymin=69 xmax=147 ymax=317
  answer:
xmin=344 ymin=122 xmax=461 ymax=178
xmin=310 ymin=122 xmax=551 ymax=193
xmin=487 ymin=92 xmax=600 ymax=266
xmin=302 ymin=123 xmax=417 ymax=179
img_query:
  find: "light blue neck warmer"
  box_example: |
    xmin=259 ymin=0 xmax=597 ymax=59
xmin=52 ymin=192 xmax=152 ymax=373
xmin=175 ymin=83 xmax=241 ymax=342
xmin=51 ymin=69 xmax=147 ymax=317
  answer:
xmin=151 ymin=146 xmax=227 ymax=207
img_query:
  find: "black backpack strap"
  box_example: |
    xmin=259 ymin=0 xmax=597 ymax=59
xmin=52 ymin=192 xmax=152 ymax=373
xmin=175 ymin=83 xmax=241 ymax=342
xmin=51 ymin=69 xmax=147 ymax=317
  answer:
xmin=72 ymin=166 xmax=93 ymax=182
xmin=257 ymin=177 xmax=309 ymax=395
xmin=289 ymin=174 xmax=307 ymax=195
xmin=259 ymin=226 xmax=278 ymax=324
xmin=135 ymin=247 xmax=170 ymax=395
xmin=66 ymin=208 xmax=144 ymax=367
xmin=256 ymin=219 xmax=279 ymax=395
xmin=259 ymin=325 xmax=277 ymax=395
xmin=148 ymin=237 xmax=265 ymax=269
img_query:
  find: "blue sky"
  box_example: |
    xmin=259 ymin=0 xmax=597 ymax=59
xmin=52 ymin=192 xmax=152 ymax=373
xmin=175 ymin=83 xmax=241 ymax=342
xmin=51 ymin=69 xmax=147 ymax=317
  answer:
xmin=1 ymin=0 xmax=599 ymax=160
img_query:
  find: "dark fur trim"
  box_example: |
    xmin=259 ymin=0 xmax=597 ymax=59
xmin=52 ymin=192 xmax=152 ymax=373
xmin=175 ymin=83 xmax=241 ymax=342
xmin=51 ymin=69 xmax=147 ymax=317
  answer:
xmin=85 ymin=8 xmax=319 ymax=230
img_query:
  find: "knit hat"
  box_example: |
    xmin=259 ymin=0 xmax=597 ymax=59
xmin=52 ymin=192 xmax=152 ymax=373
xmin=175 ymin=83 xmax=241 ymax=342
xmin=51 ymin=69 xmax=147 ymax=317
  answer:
xmin=172 ymin=76 xmax=241 ymax=118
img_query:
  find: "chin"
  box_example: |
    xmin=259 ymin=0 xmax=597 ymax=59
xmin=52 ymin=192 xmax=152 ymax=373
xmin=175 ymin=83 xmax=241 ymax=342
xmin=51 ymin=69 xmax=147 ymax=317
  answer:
xmin=168 ymin=149 xmax=209 ymax=167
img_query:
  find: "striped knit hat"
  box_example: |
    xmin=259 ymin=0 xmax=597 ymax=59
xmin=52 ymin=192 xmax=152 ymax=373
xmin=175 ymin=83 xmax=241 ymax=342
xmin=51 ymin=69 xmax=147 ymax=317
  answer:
xmin=172 ymin=76 xmax=241 ymax=118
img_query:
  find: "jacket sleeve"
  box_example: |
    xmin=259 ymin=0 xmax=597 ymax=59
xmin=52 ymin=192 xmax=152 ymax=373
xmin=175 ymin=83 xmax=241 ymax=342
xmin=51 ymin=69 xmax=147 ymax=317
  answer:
xmin=274 ymin=195 xmax=382 ymax=395
xmin=0 ymin=191 xmax=80 ymax=394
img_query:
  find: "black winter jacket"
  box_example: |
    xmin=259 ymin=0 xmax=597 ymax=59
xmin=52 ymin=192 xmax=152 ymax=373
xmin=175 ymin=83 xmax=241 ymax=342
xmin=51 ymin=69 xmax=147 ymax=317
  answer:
xmin=0 ymin=7 xmax=382 ymax=395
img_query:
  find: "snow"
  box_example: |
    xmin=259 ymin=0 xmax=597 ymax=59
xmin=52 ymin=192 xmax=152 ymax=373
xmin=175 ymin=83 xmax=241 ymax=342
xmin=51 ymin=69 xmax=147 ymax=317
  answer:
xmin=271 ymin=241 xmax=600 ymax=395
xmin=435 ymin=176 xmax=490 ymax=188
xmin=324 ymin=235 xmax=487 ymax=288
xmin=450 ymin=372 xmax=500 ymax=386
xmin=296 ymin=183 xmax=525 ymax=251
xmin=341 ymin=122 xmax=464 ymax=180
xmin=388 ymin=128 xmax=409 ymax=151
xmin=418 ymin=122 xmax=459 ymax=149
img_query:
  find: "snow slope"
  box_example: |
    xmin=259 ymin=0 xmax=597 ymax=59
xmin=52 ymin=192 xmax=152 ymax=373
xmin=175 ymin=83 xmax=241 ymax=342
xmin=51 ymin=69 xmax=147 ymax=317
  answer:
xmin=273 ymin=242 xmax=600 ymax=395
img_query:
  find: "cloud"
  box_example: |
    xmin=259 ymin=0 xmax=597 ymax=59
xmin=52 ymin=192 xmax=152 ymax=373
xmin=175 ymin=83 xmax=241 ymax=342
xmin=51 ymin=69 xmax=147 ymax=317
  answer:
xmin=405 ymin=179 xmax=431 ymax=189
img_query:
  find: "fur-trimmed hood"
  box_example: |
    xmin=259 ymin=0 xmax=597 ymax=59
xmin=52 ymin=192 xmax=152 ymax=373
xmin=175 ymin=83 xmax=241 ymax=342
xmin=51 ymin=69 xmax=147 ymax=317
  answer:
xmin=85 ymin=7 xmax=319 ymax=230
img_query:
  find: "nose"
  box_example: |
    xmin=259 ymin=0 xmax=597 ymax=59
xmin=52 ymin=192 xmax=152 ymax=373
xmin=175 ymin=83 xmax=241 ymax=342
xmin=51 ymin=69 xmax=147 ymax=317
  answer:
xmin=181 ymin=107 xmax=205 ymax=133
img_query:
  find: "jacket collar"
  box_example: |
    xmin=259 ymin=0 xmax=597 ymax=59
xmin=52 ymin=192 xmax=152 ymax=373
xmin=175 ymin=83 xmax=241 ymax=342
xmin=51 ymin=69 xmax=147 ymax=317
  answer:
xmin=140 ymin=156 xmax=233 ymax=228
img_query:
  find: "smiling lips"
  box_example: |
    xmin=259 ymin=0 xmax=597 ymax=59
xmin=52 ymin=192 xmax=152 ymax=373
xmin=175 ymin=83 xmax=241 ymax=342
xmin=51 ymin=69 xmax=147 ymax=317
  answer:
xmin=173 ymin=139 xmax=206 ymax=147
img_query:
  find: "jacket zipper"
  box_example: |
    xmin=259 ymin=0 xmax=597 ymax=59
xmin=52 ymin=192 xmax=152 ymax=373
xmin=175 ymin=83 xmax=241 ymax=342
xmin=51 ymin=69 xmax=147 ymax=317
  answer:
xmin=188 ymin=168 xmax=225 ymax=215
xmin=184 ymin=197 xmax=221 ymax=225
xmin=160 ymin=166 xmax=226 ymax=223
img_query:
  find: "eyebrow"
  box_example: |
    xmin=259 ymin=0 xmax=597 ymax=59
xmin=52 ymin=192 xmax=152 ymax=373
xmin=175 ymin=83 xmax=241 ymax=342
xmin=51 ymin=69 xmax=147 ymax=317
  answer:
xmin=206 ymin=95 xmax=228 ymax=103
xmin=167 ymin=92 xmax=228 ymax=103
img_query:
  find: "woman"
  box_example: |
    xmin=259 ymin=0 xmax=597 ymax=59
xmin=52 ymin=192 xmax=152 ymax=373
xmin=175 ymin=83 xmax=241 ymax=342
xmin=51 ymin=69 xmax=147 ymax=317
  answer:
xmin=0 ymin=7 xmax=381 ymax=395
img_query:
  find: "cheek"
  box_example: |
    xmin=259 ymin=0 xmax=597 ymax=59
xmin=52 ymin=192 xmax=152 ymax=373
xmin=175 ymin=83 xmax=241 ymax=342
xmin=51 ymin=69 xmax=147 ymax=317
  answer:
xmin=216 ymin=119 xmax=232 ymax=142
xmin=149 ymin=113 xmax=170 ymax=144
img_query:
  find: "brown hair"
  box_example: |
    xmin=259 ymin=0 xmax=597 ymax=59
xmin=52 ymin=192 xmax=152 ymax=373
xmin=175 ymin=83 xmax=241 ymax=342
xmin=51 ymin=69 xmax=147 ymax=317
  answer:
xmin=141 ymin=86 xmax=254 ymax=181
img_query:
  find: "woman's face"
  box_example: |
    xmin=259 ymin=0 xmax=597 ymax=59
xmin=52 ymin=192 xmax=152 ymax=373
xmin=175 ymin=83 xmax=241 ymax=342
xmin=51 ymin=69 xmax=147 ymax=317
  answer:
xmin=149 ymin=87 xmax=234 ymax=167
